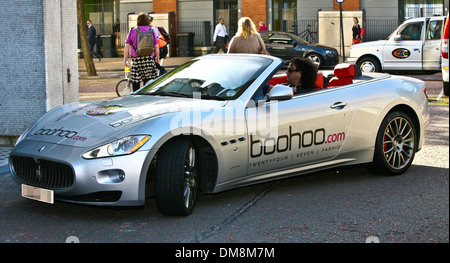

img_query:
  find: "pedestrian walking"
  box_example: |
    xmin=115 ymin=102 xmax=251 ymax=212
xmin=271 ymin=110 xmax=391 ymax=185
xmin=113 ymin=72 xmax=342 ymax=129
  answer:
xmin=87 ymin=20 xmax=101 ymax=61
xmin=150 ymin=16 xmax=168 ymax=75
xmin=228 ymin=17 xmax=269 ymax=55
xmin=123 ymin=13 xmax=160 ymax=92
xmin=213 ymin=18 xmax=228 ymax=53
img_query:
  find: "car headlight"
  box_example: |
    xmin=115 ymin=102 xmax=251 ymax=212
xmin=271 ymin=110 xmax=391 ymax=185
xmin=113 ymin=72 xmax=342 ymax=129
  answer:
xmin=82 ymin=135 xmax=150 ymax=159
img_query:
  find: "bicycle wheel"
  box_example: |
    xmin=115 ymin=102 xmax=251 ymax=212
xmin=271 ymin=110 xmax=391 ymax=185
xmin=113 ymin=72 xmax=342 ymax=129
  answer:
xmin=116 ymin=79 xmax=132 ymax=97
xmin=307 ymin=32 xmax=318 ymax=43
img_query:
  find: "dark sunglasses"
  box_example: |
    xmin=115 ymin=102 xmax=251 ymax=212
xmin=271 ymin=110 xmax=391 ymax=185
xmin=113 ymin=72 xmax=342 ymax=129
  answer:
xmin=287 ymin=67 xmax=299 ymax=73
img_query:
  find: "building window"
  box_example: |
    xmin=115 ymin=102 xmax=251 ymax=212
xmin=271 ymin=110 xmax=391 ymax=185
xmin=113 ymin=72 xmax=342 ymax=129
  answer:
xmin=403 ymin=0 xmax=444 ymax=19
xmin=272 ymin=0 xmax=297 ymax=32
xmin=214 ymin=0 xmax=239 ymax=36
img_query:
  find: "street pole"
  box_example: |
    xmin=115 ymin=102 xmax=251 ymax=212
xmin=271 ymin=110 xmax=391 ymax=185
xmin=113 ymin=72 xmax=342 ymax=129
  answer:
xmin=339 ymin=2 xmax=345 ymax=61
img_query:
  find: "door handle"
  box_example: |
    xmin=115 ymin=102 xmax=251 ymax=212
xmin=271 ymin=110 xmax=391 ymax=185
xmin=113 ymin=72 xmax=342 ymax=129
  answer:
xmin=414 ymin=48 xmax=420 ymax=52
xmin=330 ymin=102 xmax=347 ymax=110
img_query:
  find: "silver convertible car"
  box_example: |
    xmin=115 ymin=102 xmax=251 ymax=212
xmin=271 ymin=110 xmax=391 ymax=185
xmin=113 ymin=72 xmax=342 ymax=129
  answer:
xmin=9 ymin=54 xmax=429 ymax=216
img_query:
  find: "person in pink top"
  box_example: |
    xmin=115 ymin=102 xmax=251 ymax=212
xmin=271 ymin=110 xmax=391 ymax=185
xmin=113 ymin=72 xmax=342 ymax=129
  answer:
xmin=123 ymin=13 xmax=160 ymax=92
xmin=259 ymin=21 xmax=267 ymax=31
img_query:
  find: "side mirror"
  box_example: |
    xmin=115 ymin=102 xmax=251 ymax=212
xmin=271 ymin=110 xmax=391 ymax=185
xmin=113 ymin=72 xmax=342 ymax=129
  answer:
xmin=393 ymin=35 xmax=402 ymax=41
xmin=267 ymin=84 xmax=293 ymax=101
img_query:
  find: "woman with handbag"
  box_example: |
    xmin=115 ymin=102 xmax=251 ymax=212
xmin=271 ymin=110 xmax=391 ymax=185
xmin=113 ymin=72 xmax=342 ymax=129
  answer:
xmin=227 ymin=17 xmax=270 ymax=55
xmin=352 ymin=17 xmax=362 ymax=45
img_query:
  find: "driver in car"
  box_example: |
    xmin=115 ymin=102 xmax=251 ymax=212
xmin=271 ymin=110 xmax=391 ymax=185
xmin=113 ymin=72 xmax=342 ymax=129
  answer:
xmin=262 ymin=57 xmax=318 ymax=96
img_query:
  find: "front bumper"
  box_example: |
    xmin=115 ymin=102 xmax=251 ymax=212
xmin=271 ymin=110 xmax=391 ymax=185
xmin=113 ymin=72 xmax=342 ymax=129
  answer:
xmin=9 ymin=140 xmax=154 ymax=207
xmin=345 ymin=57 xmax=358 ymax=64
xmin=442 ymin=65 xmax=449 ymax=82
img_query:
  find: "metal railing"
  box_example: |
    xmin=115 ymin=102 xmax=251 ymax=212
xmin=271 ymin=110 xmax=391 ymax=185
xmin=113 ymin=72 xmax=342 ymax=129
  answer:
xmin=177 ymin=21 xmax=212 ymax=47
xmin=364 ymin=19 xmax=399 ymax=42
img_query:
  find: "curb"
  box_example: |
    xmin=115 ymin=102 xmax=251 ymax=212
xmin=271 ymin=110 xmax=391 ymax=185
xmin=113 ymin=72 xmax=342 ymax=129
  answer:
xmin=0 ymin=164 xmax=9 ymax=176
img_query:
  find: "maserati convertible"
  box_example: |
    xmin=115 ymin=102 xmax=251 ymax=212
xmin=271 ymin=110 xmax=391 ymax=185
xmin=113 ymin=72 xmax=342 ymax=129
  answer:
xmin=9 ymin=54 xmax=429 ymax=216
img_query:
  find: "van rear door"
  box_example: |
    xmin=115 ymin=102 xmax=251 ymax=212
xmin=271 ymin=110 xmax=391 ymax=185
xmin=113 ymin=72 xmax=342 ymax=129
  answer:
xmin=423 ymin=17 xmax=445 ymax=71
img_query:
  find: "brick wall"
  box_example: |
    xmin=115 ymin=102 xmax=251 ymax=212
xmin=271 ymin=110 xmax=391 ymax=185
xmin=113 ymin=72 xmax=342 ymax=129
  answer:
xmin=153 ymin=0 xmax=177 ymax=14
xmin=334 ymin=0 xmax=361 ymax=11
xmin=242 ymin=0 xmax=267 ymax=30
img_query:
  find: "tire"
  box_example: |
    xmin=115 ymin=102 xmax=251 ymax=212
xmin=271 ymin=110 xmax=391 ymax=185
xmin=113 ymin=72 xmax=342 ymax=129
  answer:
xmin=155 ymin=138 xmax=199 ymax=216
xmin=357 ymin=57 xmax=381 ymax=73
xmin=116 ymin=79 xmax=132 ymax=97
xmin=306 ymin=53 xmax=323 ymax=68
xmin=369 ymin=112 xmax=417 ymax=175
xmin=444 ymin=81 xmax=449 ymax=97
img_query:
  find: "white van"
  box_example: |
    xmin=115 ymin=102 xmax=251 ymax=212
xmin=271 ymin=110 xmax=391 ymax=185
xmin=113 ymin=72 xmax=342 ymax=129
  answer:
xmin=347 ymin=16 xmax=447 ymax=73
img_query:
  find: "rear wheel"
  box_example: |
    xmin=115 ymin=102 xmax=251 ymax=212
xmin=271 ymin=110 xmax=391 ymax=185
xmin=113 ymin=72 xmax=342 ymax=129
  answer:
xmin=444 ymin=81 xmax=449 ymax=97
xmin=369 ymin=112 xmax=417 ymax=175
xmin=155 ymin=138 xmax=199 ymax=216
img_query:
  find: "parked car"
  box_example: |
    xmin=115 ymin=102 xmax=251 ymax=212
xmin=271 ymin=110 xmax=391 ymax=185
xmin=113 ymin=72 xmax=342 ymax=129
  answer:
xmin=10 ymin=54 xmax=429 ymax=216
xmin=348 ymin=16 xmax=446 ymax=73
xmin=441 ymin=14 xmax=449 ymax=96
xmin=259 ymin=31 xmax=339 ymax=68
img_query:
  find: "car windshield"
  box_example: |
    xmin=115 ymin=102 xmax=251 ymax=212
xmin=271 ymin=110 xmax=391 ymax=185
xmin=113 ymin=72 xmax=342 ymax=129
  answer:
xmin=137 ymin=56 xmax=273 ymax=100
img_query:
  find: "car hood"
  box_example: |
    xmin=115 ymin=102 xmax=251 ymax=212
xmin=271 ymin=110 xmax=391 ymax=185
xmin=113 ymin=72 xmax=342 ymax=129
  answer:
xmin=351 ymin=40 xmax=387 ymax=49
xmin=25 ymin=95 xmax=227 ymax=147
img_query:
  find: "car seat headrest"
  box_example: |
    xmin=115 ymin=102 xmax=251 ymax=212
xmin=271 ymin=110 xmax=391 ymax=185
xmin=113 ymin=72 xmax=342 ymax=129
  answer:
xmin=333 ymin=63 xmax=356 ymax=78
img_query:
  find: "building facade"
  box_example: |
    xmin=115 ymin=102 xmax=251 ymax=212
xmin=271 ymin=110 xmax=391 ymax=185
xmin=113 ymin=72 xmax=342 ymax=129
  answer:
xmin=98 ymin=0 xmax=448 ymax=47
xmin=0 ymin=0 xmax=78 ymax=143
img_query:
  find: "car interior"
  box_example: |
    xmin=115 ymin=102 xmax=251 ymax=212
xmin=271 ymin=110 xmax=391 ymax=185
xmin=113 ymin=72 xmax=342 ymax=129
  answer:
xmin=267 ymin=63 xmax=365 ymax=92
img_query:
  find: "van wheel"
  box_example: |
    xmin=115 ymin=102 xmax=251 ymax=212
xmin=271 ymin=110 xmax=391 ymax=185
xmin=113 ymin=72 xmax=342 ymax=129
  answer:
xmin=368 ymin=112 xmax=416 ymax=175
xmin=444 ymin=82 xmax=449 ymax=97
xmin=155 ymin=138 xmax=198 ymax=216
xmin=358 ymin=57 xmax=381 ymax=73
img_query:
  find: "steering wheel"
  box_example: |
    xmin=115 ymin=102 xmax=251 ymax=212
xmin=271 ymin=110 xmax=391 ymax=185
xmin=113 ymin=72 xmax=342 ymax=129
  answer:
xmin=187 ymin=79 xmax=207 ymax=94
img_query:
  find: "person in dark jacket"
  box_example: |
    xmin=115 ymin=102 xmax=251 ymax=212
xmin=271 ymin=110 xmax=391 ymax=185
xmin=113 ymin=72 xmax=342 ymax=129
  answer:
xmin=87 ymin=20 xmax=101 ymax=61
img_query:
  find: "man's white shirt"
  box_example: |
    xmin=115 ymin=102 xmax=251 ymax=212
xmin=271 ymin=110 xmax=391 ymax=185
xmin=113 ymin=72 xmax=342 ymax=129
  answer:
xmin=213 ymin=23 xmax=227 ymax=42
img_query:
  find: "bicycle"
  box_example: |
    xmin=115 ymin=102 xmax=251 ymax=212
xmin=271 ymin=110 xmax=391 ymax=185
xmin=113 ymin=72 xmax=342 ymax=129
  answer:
xmin=116 ymin=66 xmax=132 ymax=97
xmin=297 ymin=24 xmax=318 ymax=43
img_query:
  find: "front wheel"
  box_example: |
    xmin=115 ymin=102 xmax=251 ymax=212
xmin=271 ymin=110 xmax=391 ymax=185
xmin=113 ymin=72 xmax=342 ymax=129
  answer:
xmin=116 ymin=79 xmax=132 ymax=97
xmin=369 ymin=112 xmax=417 ymax=175
xmin=357 ymin=57 xmax=381 ymax=73
xmin=444 ymin=81 xmax=449 ymax=97
xmin=155 ymin=138 xmax=199 ymax=216
xmin=306 ymin=53 xmax=323 ymax=68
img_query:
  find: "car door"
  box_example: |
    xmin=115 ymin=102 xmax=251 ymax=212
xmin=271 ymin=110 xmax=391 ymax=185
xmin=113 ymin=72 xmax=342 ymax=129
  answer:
xmin=245 ymin=88 xmax=353 ymax=176
xmin=423 ymin=17 xmax=444 ymax=70
xmin=262 ymin=33 xmax=300 ymax=60
xmin=383 ymin=20 xmax=424 ymax=71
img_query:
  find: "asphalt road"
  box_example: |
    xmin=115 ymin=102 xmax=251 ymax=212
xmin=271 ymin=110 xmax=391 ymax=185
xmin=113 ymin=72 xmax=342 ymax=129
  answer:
xmin=0 ymin=80 xmax=448 ymax=244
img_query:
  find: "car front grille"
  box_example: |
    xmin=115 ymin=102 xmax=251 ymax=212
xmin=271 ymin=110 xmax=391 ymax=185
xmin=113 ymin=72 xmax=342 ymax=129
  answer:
xmin=12 ymin=156 xmax=74 ymax=190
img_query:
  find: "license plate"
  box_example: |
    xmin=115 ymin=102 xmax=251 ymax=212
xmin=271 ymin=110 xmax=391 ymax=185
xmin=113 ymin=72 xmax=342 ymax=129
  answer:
xmin=21 ymin=184 xmax=54 ymax=204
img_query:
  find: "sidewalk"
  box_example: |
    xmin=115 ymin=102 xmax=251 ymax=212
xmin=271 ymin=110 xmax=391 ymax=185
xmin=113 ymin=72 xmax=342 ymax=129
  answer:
xmin=78 ymin=56 xmax=195 ymax=75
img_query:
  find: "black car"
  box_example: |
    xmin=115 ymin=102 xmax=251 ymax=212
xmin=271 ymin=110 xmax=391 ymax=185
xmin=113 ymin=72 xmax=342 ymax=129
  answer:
xmin=260 ymin=31 xmax=339 ymax=68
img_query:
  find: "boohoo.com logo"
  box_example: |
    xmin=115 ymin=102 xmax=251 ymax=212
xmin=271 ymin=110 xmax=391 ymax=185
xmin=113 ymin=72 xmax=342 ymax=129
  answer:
xmin=250 ymin=126 xmax=346 ymax=158
xmin=34 ymin=127 xmax=87 ymax=142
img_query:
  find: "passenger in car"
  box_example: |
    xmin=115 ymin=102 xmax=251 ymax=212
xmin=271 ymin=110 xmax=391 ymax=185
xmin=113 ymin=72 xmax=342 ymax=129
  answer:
xmin=263 ymin=57 xmax=318 ymax=95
